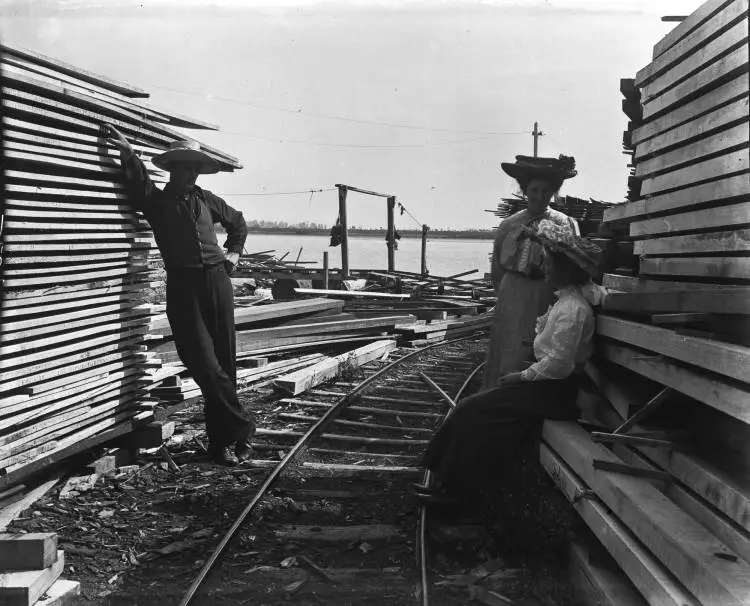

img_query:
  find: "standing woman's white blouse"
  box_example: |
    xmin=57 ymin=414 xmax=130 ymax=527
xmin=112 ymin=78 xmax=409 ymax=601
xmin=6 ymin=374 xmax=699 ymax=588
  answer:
xmin=519 ymin=284 xmax=605 ymax=381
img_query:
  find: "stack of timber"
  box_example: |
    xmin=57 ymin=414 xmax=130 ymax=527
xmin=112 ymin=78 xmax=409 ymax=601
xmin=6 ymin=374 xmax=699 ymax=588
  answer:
xmin=148 ymin=297 xmax=415 ymax=363
xmin=357 ymin=268 xmax=495 ymax=296
xmin=0 ymin=533 xmax=76 ymax=606
xmin=0 ymin=45 xmax=240 ymax=489
xmin=492 ymin=193 xmax=618 ymax=236
xmin=542 ymin=3 xmax=750 ymax=605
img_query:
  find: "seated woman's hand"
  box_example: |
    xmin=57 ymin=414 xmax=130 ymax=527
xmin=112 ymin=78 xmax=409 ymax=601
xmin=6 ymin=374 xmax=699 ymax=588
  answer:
xmin=497 ymin=372 xmax=523 ymax=385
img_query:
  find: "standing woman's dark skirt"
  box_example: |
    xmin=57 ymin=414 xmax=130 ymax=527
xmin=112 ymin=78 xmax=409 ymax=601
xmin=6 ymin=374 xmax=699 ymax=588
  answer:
xmin=423 ymin=376 xmax=580 ymax=498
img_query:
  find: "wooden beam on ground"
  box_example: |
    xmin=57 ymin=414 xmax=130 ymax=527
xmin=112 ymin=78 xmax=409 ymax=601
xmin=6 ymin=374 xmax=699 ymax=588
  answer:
xmin=32 ymin=579 xmax=80 ymax=606
xmin=274 ymin=340 xmax=397 ymax=395
xmin=543 ymin=421 xmax=750 ymax=605
xmin=597 ymin=314 xmax=749 ymax=384
xmin=293 ymin=288 xmax=411 ymax=299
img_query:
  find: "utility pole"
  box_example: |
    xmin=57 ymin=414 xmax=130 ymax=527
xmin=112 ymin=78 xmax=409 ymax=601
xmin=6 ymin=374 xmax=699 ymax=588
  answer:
xmin=532 ymin=121 xmax=544 ymax=157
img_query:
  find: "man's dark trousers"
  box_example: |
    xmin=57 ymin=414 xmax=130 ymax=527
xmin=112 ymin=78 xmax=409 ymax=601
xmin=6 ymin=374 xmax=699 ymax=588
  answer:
xmin=166 ymin=264 xmax=255 ymax=448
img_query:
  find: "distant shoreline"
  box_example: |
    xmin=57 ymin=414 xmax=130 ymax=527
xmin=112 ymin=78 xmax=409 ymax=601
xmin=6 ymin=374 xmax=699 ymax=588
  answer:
xmin=243 ymin=228 xmax=496 ymax=240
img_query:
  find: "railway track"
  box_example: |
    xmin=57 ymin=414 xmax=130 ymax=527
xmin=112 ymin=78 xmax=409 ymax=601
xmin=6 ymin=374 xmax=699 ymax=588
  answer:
xmin=180 ymin=338 xmax=488 ymax=605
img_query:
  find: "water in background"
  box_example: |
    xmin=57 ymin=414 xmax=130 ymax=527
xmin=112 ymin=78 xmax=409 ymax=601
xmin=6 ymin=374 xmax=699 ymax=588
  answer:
xmin=243 ymin=233 xmax=494 ymax=278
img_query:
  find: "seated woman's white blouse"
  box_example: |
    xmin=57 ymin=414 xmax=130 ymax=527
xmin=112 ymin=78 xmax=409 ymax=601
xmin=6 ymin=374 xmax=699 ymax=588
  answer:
xmin=519 ymin=286 xmax=596 ymax=381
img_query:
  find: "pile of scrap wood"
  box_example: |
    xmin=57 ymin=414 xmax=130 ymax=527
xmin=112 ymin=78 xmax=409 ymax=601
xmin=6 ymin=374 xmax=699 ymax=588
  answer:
xmin=542 ymin=3 xmax=750 ymax=604
xmin=0 ymin=44 xmax=239 ymax=489
xmin=356 ymin=269 xmax=494 ymax=297
xmin=492 ymin=194 xmax=618 ymax=235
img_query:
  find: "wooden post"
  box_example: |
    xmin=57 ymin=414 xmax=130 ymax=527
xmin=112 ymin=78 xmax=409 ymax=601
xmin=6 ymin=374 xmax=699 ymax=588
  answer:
xmin=386 ymin=196 xmax=396 ymax=272
xmin=323 ymin=251 xmax=329 ymax=289
xmin=421 ymin=224 xmax=429 ymax=276
xmin=337 ymin=185 xmax=349 ymax=278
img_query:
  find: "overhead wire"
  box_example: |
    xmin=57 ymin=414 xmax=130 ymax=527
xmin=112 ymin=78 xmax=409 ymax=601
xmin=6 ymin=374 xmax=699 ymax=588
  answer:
xmin=151 ymin=83 xmax=529 ymax=137
xmin=222 ymin=188 xmax=335 ymax=197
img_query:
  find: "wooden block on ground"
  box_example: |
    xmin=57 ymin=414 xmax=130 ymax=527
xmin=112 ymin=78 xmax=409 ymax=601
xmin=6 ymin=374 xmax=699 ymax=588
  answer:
xmin=0 ymin=533 xmax=57 ymax=572
xmin=86 ymin=447 xmax=133 ymax=476
xmin=274 ymin=340 xmax=397 ymax=395
xmin=0 ymin=550 xmax=64 ymax=606
xmin=35 ymin=579 xmax=81 ymax=606
xmin=128 ymin=421 xmax=175 ymax=448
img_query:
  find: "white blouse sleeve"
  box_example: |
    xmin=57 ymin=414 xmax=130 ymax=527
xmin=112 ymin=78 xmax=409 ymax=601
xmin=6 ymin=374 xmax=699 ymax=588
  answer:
xmin=521 ymin=304 xmax=588 ymax=381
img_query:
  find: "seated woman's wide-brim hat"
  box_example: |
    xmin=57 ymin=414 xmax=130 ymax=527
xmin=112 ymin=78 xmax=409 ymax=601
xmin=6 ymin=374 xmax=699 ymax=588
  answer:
xmin=152 ymin=140 xmax=221 ymax=174
xmin=501 ymin=154 xmax=577 ymax=182
xmin=530 ymin=221 xmax=602 ymax=278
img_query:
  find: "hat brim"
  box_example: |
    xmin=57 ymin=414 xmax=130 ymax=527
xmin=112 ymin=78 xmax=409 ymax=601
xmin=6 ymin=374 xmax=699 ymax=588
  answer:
xmin=540 ymin=238 xmax=601 ymax=278
xmin=501 ymin=163 xmax=577 ymax=182
xmin=152 ymin=149 xmax=221 ymax=174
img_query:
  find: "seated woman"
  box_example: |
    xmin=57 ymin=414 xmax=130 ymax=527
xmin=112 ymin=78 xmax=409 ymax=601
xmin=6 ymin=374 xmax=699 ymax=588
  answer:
xmin=414 ymin=224 xmax=605 ymax=510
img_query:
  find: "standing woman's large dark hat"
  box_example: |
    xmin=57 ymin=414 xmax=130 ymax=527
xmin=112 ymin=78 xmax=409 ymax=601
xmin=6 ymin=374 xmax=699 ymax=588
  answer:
xmin=501 ymin=154 xmax=578 ymax=184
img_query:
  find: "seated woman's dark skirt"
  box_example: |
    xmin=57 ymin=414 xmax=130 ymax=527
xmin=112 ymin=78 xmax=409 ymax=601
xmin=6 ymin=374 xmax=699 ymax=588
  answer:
xmin=422 ymin=376 xmax=580 ymax=502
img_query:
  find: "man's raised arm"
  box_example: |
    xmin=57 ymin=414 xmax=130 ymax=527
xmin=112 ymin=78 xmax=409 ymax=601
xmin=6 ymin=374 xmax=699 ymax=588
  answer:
xmin=102 ymin=123 xmax=155 ymax=210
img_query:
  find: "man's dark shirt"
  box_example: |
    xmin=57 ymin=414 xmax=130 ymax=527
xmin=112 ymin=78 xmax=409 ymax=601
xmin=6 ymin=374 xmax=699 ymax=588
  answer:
xmin=122 ymin=154 xmax=247 ymax=270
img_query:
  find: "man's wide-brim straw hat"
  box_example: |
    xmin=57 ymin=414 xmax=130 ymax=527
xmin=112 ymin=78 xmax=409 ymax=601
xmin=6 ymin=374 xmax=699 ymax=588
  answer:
xmin=532 ymin=222 xmax=602 ymax=278
xmin=501 ymin=154 xmax=578 ymax=182
xmin=152 ymin=140 xmax=220 ymax=174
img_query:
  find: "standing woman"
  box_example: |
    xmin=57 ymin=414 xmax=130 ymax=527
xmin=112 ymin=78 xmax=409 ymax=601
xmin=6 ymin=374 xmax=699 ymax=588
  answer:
xmin=483 ymin=155 xmax=579 ymax=389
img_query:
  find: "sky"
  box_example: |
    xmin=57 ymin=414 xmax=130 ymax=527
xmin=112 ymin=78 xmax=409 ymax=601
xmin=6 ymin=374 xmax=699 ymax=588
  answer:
xmin=0 ymin=0 xmax=706 ymax=229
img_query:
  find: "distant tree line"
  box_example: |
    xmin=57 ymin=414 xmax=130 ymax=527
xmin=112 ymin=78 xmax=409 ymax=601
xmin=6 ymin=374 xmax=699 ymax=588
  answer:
xmin=241 ymin=220 xmax=494 ymax=239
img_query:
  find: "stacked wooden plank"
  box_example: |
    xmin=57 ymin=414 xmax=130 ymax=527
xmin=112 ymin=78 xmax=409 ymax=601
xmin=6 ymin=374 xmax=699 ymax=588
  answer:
xmin=0 ymin=533 xmax=77 ymax=606
xmin=149 ymin=307 xmax=415 ymax=364
xmin=541 ymin=3 xmax=750 ymax=604
xmin=0 ymin=45 xmax=240 ymax=489
xmin=492 ymin=194 xmax=617 ymax=235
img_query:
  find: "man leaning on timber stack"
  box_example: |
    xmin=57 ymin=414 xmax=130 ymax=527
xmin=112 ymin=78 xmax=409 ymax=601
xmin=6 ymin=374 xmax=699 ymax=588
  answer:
xmin=103 ymin=123 xmax=256 ymax=467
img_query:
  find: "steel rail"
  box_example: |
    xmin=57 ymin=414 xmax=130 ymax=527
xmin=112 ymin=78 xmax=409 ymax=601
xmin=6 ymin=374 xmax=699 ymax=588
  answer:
xmin=178 ymin=335 xmax=484 ymax=606
xmin=416 ymin=361 xmax=486 ymax=606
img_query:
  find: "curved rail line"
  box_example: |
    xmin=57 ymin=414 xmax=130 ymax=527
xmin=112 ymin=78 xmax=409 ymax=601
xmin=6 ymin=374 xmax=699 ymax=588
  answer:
xmin=179 ymin=335 xmax=487 ymax=606
xmin=416 ymin=362 xmax=486 ymax=606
